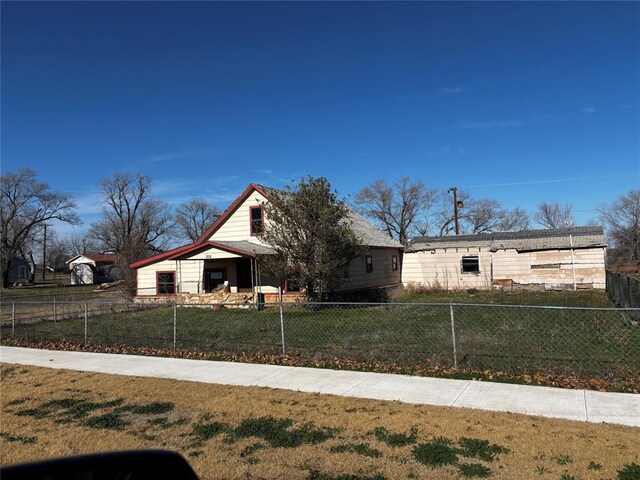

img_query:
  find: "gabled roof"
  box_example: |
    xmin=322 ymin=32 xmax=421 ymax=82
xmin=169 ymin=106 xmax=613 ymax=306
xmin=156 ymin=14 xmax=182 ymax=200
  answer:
xmin=66 ymin=253 xmax=116 ymax=265
xmin=195 ymin=183 xmax=271 ymax=244
xmin=406 ymin=226 xmax=607 ymax=253
xmin=132 ymin=182 xmax=401 ymax=270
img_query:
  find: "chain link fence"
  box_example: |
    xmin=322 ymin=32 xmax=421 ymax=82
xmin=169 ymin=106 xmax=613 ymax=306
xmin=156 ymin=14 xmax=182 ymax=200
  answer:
xmin=1 ymin=300 xmax=639 ymax=381
xmin=607 ymin=270 xmax=640 ymax=314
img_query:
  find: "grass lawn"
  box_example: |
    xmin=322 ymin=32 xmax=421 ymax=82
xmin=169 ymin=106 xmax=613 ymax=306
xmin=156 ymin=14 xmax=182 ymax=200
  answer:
xmin=1 ymin=364 xmax=638 ymax=480
xmin=5 ymin=296 xmax=639 ymax=384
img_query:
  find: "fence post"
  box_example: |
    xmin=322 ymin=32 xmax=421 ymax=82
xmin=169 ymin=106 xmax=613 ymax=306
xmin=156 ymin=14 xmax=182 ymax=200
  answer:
xmin=173 ymin=302 xmax=177 ymax=350
xmin=84 ymin=303 xmax=88 ymax=344
xmin=53 ymin=296 xmax=57 ymax=323
xmin=450 ymin=303 xmax=458 ymax=370
xmin=279 ymin=287 xmax=286 ymax=357
xmin=12 ymin=301 xmax=15 ymax=337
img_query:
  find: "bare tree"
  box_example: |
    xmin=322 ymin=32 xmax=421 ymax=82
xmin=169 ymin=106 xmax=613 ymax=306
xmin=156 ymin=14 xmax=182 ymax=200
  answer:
xmin=598 ymin=189 xmax=640 ymax=266
xmin=0 ymin=169 xmax=79 ymax=287
xmin=89 ymin=172 xmax=175 ymax=293
xmin=534 ymin=202 xmax=574 ymax=229
xmin=432 ymin=188 xmax=472 ymax=236
xmin=45 ymin=231 xmax=72 ymax=272
xmin=66 ymin=233 xmax=100 ymax=256
xmin=175 ymin=199 xmax=221 ymax=242
xmin=498 ymin=207 xmax=530 ymax=232
xmin=354 ymin=177 xmax=437 ymax=245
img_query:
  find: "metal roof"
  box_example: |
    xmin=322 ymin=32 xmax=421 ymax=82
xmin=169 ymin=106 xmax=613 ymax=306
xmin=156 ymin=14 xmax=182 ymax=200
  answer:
xmin=406 ymin=226 xmax=607 ymax=253
xmin=211 ymin=240 xmax=276 ymax=256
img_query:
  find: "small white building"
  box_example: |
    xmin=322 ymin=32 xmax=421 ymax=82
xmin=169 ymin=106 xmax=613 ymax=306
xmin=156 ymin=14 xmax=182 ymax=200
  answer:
xmin=131 ymin=183 xmax=403 ymax=302
xmin=402 ymin=226 xmax=607 ymax=291
xmin=66 ymin=253 xmax=119 ymax=285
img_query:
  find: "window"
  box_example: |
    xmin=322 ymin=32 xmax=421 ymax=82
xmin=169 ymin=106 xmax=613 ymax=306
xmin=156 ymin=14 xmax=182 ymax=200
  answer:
xmin=392 ymin=255 xmax=398 ymax=271
xmin=285 ymin=279 xmax=301 ymax=293
xmin=157 ymin=271 xmax=176 ymax=295
xmin=250 ymin=206 xmax=263 ymax=235
xmin=365 ymin=255 xmax=373 ymax=273
xmin=461 ymin=256 xmax=480 ymax=273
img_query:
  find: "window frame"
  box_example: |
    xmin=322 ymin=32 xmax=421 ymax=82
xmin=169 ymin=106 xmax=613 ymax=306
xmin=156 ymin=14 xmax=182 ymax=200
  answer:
xmin=391 ymin=255 xmax=398 ymax=271
xmin=365 ymin=255 xmax=373 ymax=273
xmin=285 ymin=279 xmax=301 ymax=293
xmin=249 ymin=206 xmax=264 ymax=236
xmin=156 ymin=270 xmax=176 ymax=295
xmin=461 ymin=256 xmax=480 ymax=274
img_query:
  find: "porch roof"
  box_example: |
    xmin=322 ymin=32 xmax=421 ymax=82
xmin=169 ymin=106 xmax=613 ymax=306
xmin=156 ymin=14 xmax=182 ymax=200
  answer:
xmin=131 ymin=240 xmax=275 ymax=268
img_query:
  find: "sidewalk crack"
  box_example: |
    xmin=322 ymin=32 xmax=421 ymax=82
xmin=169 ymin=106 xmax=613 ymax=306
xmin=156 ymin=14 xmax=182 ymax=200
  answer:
xmin=452 ymin=381 xmax=472 ymax=406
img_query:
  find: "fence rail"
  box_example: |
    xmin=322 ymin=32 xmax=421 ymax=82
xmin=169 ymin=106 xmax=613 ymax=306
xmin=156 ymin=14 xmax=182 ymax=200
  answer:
xmin=1 ymin=299 xmax=639 ymax=382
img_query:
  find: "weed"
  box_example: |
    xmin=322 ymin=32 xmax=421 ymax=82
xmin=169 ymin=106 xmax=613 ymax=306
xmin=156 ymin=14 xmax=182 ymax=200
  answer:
xmin=188 ymin=450 xmax=203 ymax=458
xmin=0 ymin=432 xmax=37 ymax=444
xmin=372 ymin=427 xmax=418 ymax=447
xmin=412 ymin=437 xmax=458 ymax=467
xmin=536 ymin=466 xmax=549 ymax=475
xmin=458 ymin=437 xmax=509 ymax=462
xmin=330 ymin=443 xmax=382 ymax=458
xmin=227 ymin=416 xmax=336 ymax=448
xmin=618 ymin=463 xmax=640 ymax=480
xmin=559 ymin=474 xmax=575 ymax=480
xmin=458 ymin=463 xmax=492 ymax=478
xmin=6 ymin=398 xmax=27 ymax=406
xmin=245 ymin=457 xmax=260 ymax=465
xmin=587 ymin=461 xmax=602 ymax=471
xmin=554 ymin=455 xmax=573 ymax=466
xmin=84 ymin=412 xmax=129 ymax=430
xmin=190 ymin=421 xmax=228 ymax=443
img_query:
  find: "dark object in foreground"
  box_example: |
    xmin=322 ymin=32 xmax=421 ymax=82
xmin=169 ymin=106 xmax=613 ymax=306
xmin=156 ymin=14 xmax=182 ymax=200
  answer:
xmin=0 ymin=449 xmax=199 ymax=480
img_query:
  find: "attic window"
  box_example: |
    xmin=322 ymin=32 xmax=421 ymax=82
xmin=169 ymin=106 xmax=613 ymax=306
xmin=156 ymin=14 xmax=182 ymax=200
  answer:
xmin=461 ymin=256 xmax=480 ymax=274
xmin=250 ymin=206 xmax=263 ymax=235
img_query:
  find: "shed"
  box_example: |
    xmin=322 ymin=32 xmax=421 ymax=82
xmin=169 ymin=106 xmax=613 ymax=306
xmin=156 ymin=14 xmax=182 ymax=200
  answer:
xmin=402 ymin=226 xmax=607 ymax=291
xmin=7 ymin=258 xmax=30 ymax=285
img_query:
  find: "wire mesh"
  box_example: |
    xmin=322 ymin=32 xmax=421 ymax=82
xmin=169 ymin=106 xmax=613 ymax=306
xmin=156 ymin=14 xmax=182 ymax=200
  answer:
xmin=2 ymin=300 xmax=638 ymax=381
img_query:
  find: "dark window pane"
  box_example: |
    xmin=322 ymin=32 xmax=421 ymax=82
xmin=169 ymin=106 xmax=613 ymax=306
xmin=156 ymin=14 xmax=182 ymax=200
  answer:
xmin=461 ymin=256 xmax=480 ymax=273
xmin=250 ymin=207 xmax=263 ymax=234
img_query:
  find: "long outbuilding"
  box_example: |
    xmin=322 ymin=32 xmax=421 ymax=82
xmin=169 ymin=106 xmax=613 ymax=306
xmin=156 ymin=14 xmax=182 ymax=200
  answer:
xmin=402 ymin=226 xmax=607 ymax=291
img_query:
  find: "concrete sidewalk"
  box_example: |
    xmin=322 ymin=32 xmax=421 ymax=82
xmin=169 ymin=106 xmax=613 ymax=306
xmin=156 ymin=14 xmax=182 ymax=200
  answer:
xmin=1 ymin=346 xmax=638 ymax=427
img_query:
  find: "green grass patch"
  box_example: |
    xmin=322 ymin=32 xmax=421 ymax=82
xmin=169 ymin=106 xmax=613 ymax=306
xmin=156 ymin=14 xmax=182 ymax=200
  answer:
xmin=329 ymin=443 xmax=382 ymax=458
xmin=372 ymin=426 xmax=418 ymax=447
xmin=618 ymin=463 xmax=640 ymax=480
xmin=412 ymin=437 xmax=458 ymax=467
xmin=458 ymin=463 xmax=492 ymax=478
xmin=84 ymin=412 xmax=130 ymax=430
xmin=458 ymin=437 xmax=509 ymax=462
xmin=0 ymin=432 xmax=37 ymax=444
xmin=587 ymin=461 xmax=602 ymax=471
xmin=226 ymin=416 xmax=336 ymax=448
xmin=190 ymin=421 xmax=229 ymax=444
xmin=147 ymin=416 xmax=188 ymax=429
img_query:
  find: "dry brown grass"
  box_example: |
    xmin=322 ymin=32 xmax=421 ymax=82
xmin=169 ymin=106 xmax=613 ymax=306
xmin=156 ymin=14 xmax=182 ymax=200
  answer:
xmin=1 ymin=364 xmax=638 ymax=480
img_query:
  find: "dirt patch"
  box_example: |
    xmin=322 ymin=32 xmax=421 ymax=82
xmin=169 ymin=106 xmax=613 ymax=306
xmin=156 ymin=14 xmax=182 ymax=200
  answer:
xmin=1 ymin=364 xmax=638 ymax=480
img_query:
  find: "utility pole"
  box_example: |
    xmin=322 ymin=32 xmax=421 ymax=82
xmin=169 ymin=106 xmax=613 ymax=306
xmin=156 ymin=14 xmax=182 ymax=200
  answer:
xmin=43 ymin=223 xmax=48 ymax=281
xmin=448 ymin=187 xmax=460 ymax=235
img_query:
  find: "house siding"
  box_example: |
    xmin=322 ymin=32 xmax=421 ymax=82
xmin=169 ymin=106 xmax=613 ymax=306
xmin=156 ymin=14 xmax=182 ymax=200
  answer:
xmin=402 ymin=246 xmax=606 ymax=290
xmin=340 ymin=248 xmax=402 ymax=291
xmin=207 ymin=192 xmax=269 ymax=244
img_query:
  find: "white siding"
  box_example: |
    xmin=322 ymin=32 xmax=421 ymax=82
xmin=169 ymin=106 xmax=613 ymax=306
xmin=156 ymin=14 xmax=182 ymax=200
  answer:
xmin=402 ymin=246 xmax=606 ymax=290
xmin=208 ymin=192 xmax=269 ymax=244
xmin=339 ymin=248 xmax=402 ymax=291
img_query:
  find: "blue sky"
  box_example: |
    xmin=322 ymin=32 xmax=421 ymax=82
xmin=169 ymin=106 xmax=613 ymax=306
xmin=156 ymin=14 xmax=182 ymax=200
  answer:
xmin=2 ymin=1 xmax=639 ymax=237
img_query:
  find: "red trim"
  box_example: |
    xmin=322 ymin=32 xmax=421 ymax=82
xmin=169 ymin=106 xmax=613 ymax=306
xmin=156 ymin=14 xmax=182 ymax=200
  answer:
xmin=156 ymin=270 xmax=176 ymax=296
xmin=196 ymin=183 xmax=272 ymax=244
xmin=130 ymin=242 xmax=197 ymax=269
xmin=249 ymin=205 xmax=264 ymax=236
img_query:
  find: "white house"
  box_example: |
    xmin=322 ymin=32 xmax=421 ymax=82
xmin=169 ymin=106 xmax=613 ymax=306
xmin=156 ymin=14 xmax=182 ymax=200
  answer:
xmin=131 ymin=183 xmax=403 ymax=303
xmin=402 ymin=226 xmax=607 ymax=291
